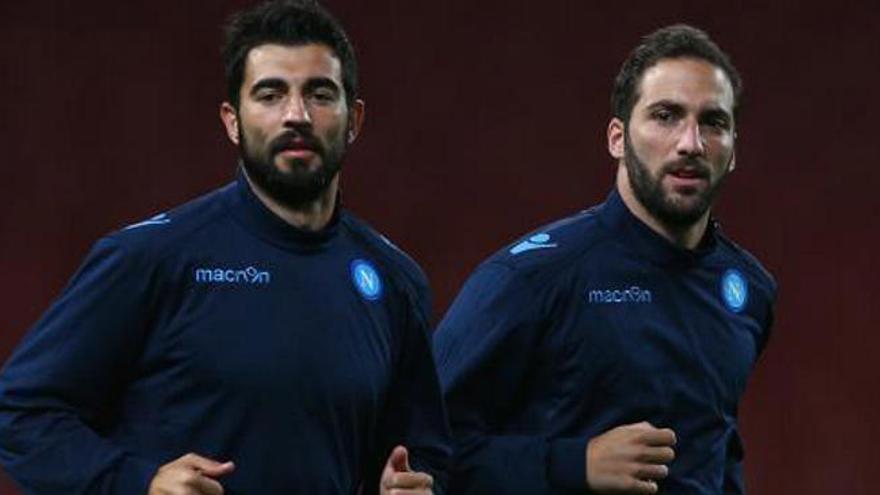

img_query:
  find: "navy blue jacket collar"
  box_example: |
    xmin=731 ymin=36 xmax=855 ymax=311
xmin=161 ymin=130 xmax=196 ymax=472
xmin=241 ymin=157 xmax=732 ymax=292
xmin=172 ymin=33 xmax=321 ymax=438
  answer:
xmin=597 ymin=187 xmax=719 ymax=266
xmin=224 ymin=169 xmax=342 ymax=251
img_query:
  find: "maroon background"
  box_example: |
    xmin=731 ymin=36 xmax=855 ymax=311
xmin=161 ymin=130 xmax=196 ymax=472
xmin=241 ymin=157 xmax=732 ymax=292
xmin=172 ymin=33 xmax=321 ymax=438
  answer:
xmin=2 ymin=1 xmax=878 ymax=493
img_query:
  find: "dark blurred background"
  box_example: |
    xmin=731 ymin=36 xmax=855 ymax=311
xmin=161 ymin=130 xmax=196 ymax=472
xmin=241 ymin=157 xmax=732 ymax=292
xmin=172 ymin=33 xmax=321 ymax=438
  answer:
xmin=2 ymin=1 xmax=878 ymax=493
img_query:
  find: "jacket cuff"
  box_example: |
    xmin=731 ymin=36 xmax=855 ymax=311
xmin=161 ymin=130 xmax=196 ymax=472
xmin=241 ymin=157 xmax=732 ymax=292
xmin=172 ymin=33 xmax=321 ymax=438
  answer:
xmin=111 ymin=454 xmax=160 ymax=494
xmin=547 ymin=436 xmax=587 ymax=491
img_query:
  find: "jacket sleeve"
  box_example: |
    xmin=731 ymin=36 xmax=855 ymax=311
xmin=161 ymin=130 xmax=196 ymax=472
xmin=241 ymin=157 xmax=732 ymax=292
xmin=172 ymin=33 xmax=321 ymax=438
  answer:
xmin=433 ymin=262 xmax=587 ymax=494
xmin=363 ymin=271 xmax=452 ymax=495
xmin=0 ymin=237 xmax=160 ymax=494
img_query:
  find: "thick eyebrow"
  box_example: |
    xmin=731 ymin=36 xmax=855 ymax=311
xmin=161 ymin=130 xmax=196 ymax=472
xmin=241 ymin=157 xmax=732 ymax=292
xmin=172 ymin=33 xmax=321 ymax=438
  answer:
xmin=250 ymin=77 xmax=289 ymax=96
xmin=644 ymin=99 xmax=685 ymax=113
xmin=644 ymin=99 xmax=732 ymax=121
xmin=700 ymin=107 xmax=732 ymax=123
xmin=303 ymin=77 xmax=342 ymax=94
xmin=249 ymin=76 xmax=342 ymax=97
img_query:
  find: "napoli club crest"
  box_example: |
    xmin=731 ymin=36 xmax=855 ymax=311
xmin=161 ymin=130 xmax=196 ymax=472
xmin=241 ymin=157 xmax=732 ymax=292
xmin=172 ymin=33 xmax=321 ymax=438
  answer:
xmin=351 ymin=259 xmax=383 ymax=301
xmin=720 ymin=269 xmax=748 ymax=313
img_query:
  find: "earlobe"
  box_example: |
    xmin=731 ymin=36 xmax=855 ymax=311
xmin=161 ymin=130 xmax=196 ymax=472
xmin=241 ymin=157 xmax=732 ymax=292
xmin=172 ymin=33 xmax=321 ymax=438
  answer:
xmin=219 ymin=102 xmax=240 ymax=145
xmin=347 ymin=99 xmax=366 ymax=144
xmin=607 ymin=118 xmax=625 ymax=159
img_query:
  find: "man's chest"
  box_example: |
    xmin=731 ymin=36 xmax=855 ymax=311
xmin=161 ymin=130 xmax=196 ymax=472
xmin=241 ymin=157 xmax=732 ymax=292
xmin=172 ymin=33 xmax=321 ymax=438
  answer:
xmin=141 ymin=248 xmax=399 ymax=412
xmin=566 ymin=262 xmax=764 ymax=410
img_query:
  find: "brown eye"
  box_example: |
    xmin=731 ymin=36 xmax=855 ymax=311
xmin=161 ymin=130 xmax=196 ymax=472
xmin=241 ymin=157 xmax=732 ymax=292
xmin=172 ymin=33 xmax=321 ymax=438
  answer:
xmin=256 ymin=91 xmax=282 ymax=103
xmin=703 ymin=117 xmax=730 ymax=132
xmin=309 ymin=88 xmax=337 ymax=104
xmin=653 ymin=109 xmax=674 ymax=123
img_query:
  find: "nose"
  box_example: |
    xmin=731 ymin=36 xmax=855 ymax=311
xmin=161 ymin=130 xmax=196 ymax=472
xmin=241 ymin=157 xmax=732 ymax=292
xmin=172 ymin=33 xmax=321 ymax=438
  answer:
xmin=676 ymin=118 xmax=705 ymax=157
xmin=283 ymin=95 xmax=312 ymax=128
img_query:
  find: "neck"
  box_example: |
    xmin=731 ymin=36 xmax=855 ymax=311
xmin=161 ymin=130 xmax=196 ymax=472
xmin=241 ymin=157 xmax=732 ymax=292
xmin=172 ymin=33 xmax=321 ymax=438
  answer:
xmin=615 ymin=165 xmax=709 ymax=250
xmin=243 ymin=169 xmax=339 ymax=232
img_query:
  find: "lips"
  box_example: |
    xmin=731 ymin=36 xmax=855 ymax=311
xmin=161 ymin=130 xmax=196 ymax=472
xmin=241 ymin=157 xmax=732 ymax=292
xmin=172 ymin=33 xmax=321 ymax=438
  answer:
xmin=276 ymin=142 xmax=318 ymax=155
xmin=669 ymin=169 xmax=705 ymax=179
xmin=271 ymin=133 xmax=322 ymax=157
xmin=663 ymin=163 xmax=710 ymax=191
xmin=278 ymin=148 xmax=316 ymax=161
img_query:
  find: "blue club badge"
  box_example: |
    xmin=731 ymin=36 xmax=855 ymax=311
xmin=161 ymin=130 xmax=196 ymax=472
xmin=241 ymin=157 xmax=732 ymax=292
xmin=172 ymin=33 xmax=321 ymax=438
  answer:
xmin=720 ymin=269 xmax=748 ymax=313
xmin=351 ymin=259 xmax=383 ymax=301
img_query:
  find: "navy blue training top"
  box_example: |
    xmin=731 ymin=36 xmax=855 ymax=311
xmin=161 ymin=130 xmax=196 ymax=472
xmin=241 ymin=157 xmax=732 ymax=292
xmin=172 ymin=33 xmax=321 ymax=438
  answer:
xmin=0 ymin=173 xmax=451 ymax=494
xmin=434 ymin=188 xmax=776 ymax=494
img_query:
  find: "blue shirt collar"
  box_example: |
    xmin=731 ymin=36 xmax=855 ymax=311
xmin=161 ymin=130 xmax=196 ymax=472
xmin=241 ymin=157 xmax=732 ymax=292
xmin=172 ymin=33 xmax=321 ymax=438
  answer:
xmin=597 ymin=187 xmax=719 ymax=266
xmin=224 ymin=168 xmax=342 ymax=252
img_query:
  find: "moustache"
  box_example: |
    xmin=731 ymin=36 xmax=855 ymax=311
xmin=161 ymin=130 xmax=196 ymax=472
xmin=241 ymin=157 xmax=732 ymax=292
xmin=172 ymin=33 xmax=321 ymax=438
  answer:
xmin=270 ymin=132 xmax=325 ymax=157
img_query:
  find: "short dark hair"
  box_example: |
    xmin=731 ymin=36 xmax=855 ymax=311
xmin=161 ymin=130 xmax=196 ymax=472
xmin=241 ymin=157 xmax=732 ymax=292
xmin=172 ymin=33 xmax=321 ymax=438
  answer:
xmin=611 ymin=24 xmax=742 ymax=124
xmin=222 ymin=0 xmax=358 ymax=109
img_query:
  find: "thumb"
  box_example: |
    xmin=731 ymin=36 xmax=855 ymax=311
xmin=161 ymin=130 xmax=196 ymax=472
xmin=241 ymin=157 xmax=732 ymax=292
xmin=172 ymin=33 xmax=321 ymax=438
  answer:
xmin=189 ymin=456 xmax=235 ymax=479
xmin=387 ymin=445 xmax=410 ymax=473
xmin=201 ymin=461 xmax=235 ymax=478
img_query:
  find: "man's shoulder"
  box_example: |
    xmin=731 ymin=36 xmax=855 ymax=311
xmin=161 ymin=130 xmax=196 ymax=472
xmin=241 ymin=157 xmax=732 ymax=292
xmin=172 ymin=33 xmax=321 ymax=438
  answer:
xmin=485 ymin=205 xmax=608 ymax=276
xmin=341 ymin=211 xmax=428 ymax=293
xmin=103 ymin=182 xmax=235 ymax=260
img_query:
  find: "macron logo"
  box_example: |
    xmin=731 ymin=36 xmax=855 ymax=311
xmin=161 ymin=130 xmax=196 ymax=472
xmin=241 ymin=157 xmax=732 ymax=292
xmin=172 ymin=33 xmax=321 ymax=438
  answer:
xmin=587 ymin=286 xmax=653 ymax=304
xmin=510 ymin=233 xmax=558 ymax=255
xmin=194 ymin=266 xmax=271 ymax=285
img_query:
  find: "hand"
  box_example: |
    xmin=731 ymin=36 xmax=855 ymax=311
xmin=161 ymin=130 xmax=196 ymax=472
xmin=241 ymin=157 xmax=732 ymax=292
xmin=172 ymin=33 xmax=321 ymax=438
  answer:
xmin=586 ymin=421 xmax=676 ymax=494
xmin=148 ymin=452 xmax=235 ymax=495
xmin=379 ymin=445 xmax=434 ymax=495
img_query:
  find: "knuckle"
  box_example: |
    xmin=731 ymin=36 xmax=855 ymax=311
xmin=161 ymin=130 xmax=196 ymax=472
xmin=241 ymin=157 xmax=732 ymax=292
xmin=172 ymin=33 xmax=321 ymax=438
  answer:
xmin=181 ymin=471 xmax=201 ymax=485
xmin=624 ymin=478 xmax=641 ymax=491
xmin=625 ymin=461 xmax=642 ymax=477
xmin=389 ymin=473 xmax=403 ymax=486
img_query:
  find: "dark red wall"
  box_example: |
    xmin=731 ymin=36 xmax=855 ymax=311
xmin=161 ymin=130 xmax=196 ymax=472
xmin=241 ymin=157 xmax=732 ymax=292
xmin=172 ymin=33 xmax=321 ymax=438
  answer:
xmin=2 ymin=1 xmax=878 ymax=493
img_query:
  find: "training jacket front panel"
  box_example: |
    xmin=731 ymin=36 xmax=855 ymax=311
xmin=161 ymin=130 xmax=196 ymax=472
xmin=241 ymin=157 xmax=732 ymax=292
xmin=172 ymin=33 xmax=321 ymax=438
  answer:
xmin=434 ymin=188 xmax=776 ymax=494
xmin=0 ymin=173 xmax=451 ymax=494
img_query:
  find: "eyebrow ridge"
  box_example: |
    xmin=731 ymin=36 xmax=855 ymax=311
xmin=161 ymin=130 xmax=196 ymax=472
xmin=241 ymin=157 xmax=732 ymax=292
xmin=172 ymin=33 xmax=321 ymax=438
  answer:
xmin=250 ymin=77 xmax=288 ymax=95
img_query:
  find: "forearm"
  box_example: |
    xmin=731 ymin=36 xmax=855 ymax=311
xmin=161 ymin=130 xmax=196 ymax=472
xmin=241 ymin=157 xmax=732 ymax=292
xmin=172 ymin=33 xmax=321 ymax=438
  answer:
xmin=0 ymin=237 xmax=158 ymax=494
xmin=0 ymin=405 xmax=157 ymax=494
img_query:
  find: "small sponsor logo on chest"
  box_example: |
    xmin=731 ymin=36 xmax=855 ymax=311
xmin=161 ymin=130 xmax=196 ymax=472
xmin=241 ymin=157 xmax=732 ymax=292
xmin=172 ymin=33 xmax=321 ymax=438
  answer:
xmin=585 ymin=285 xmax=653 ymax=304
xmin=194 ymin=266 xmax=271 ymax=285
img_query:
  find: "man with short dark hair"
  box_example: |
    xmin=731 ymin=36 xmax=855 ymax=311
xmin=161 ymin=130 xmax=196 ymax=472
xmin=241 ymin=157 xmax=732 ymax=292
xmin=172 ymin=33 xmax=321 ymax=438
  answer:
xmin=434 ymin=25 xmax=776 ymax=494
xmin=0 ymin=1 xmax=449 ymax=493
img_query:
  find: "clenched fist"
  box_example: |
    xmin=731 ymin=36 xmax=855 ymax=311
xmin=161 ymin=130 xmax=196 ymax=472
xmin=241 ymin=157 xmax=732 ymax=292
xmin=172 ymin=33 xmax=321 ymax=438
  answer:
xmin=148 ymin=452 xmax=235 ymax=495
xmin=380 ymin=445 xmax=434 ymax=495
xmin=586 ymin=421 xmax=676 ymax=494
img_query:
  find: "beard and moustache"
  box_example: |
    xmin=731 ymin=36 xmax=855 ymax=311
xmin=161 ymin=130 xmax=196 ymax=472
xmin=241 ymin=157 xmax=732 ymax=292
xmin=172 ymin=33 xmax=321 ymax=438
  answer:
xmin=238 ymin=124 xmax=348 ymax=210
xmin=623 ymin=131 xmax=730 ymax=228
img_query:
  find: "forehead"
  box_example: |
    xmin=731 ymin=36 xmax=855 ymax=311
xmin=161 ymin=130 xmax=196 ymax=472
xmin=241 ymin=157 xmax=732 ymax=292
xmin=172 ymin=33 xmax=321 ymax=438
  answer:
xmin=243 ymin=43 xmax=342 ymax=85
xmin=635 ymin=57 xmax=734 ymax=112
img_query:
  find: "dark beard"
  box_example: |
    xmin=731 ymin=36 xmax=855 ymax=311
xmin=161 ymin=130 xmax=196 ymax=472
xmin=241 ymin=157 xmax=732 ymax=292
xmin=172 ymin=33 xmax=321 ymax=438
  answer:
xmin=623 ymin=132 xmax=724 ymax=228
xmin=239 ymin=128 xmax=346 ymax=210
